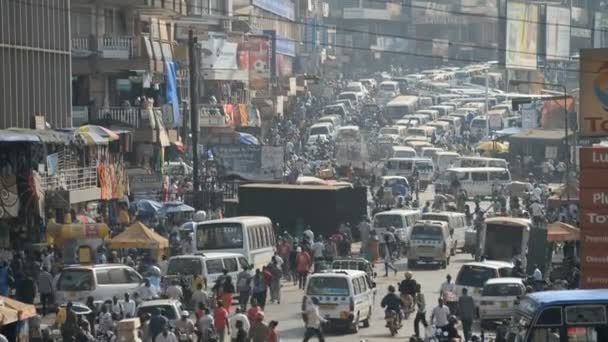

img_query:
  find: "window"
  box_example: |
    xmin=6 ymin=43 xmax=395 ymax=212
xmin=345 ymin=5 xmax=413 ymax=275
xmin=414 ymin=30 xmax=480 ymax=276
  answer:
xmin=261 ymin=227 xmax=269 ymax=248
xmin=58 ymin=270 xmax=93 ymax=291
xmin=196 ymin=223 xmax=243 ymax=250
xmin=238 ymin=257 xmax=249 ymax=270
xmin=205 ymin=259 xmax=224 ymax=274
xmin=567 ymin=326 xmax=608 ymax=342
xmin=167 ymin=258 xmax=203 ymax=276
xmin=359 ymin=277 xmax=368 ymax=292
xmin=471 ymin=172 xmax=488 ymax=182
xmin=531 ymin=328 xmax=561 ymax=342
xmin=353 ymin=278 xmax=362 ymax=295
xmin=411 ymin=225 xmax=443 ymax=241
xmin=126 ymin=269 xmax=142 ymax=283
xmin=537 ymin=307 xmax=563 ymax=326
xmin=490 ymin=170 xmax=510 ymax=181
xmin=108 ymin=269 xmax=129 ymax=284
xmin=482 ymin=283 xmax=523 ymax=296
xmin=95 ymin=269 xmax=110 ymax=284
xmin=456 ymin=265 xmax=497 ymax=287
xmin=223 ymin=258 xmax=238 ymax=273
xmin=307 ymin=277 xmax=350 ymax=296
xmin=565 ymin=306 xmax=607 ymax=325
xmin=373 ymin=214 xmax=404 ymax=229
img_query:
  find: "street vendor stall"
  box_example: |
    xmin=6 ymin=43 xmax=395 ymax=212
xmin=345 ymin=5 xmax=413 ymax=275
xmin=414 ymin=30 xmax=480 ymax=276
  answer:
xmin=0 ymin=296 xmax=38 ymax=341
xmin=47 ymin=220 xmax=110 ymax=264
xmin=108 ymin=221 xmax=169 ymax=257
xmin=547 ymin=222 xmax=580 ymax=242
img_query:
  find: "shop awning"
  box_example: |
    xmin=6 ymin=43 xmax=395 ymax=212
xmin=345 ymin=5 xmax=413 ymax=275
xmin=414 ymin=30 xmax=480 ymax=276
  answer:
xmin=547 ymin=222 xmax=580 ymax=242
xmin=0 ymin=296 xmax=37 ymax=326
xmin=4 ymin=128 xmax=73 ymax=144
xmin=75 ymin=125 xmax=119 ymax=146
xmin=0 ymin=130 xmax=39 ymax=142
xmin=108 ymin=221 xmax=169 ymax=250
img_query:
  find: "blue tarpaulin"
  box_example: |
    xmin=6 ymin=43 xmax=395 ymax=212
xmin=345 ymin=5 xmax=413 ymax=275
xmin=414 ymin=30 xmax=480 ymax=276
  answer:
xmin=165 ymin=61 xmax=181 ymax=128
xmin=238 ymin=132 xmax=260 ymax=145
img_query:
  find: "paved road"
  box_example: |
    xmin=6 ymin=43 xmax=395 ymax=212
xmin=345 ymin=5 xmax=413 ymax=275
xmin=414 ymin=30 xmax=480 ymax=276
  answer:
xmin=264 ymin=253 xmax=477 ymax=341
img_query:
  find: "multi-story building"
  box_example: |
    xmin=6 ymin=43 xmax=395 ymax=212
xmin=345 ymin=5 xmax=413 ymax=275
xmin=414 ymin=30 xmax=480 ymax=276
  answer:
xmin=0 ymin=0 xmax=72 ymax=129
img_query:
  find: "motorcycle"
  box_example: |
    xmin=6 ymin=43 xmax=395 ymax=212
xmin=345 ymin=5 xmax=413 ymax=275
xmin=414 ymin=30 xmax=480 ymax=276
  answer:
xmin=385 ymin=309 xmax=402 ymax=336
xmin=400 ymin=293 xmax=415 ymax=320
xmin=178 ymin=332 xmax=194 ymax=342
xmin=428 ymin=326 xmax=450 ymax=342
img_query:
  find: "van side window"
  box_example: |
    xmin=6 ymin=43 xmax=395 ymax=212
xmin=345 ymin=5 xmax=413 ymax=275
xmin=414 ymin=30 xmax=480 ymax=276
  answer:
xmin=95 ymin=269 xmax=110 ymax=285
xmin=248 ymin=229 xmax=255 ymax=250
xmin=108 ymin=268 xmax=129 ymax=284
xmin=206 ymin=259 xmax=224 ymax=274
xmin=471 ymin=172 xmax=488 ymax=181
xmin=238 ymin=257 xmax=249 ymax=270
xmin=126 ymin=269 xmax=142 ymax=283
xmin=223 ymin=258 xmax=238 ymax=273
xmin=536 ymin=307 xmax=563 ymax=326
xmin=359 ymin=277 xmax=368 ymax=292
xmin=353 ymin=278 xmax=362 ymax=295
xmin=262 ymin=226 xmax=270 ymax=247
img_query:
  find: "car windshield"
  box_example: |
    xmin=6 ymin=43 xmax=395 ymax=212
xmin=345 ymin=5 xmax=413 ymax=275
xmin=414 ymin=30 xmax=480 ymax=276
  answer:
xmin=394 ymin=151 xmax=416 ymax=158
xmin=138 ymin=305 xmax=178 ymax=320
xmin=307 ymin=277 xmax=350 ymax=296
xmin=482 ymin=283 xmax=523 ymax=296
xmin=415 ymin=162 xmax=433 ymax=172
xmin=196 ymin=223 xmax=243 ymax=250
xmin=380 ymin=84 xmax=396 ymax=91
xmin=324 ymin=107 xmax=343 ymax=115
xmin=167 ymin=258 xmax=203 ymax=276
xmin=346 ymin=85 xmax=360 ymax=92
xmin=408 ymin=129 xmax=425 ymax=136
xmin=456 ymin=265 xmax=497 ymax=287
xmin=310 ymin=126 xmax=329 ymax=135
xmin=471 ymin=119 xmax=487 ymax=128
xmin=373 ymin=214 xmax=404 ymax=228
xmin=339 ymin=94 xmax=356 ymax=101
xmin=421 ymin=214 xmax=448 ymax=224
xmin=411 ymin=225 xmax=443 ymax=241
xmin=57 ymin=270 xmax=93 ymax=291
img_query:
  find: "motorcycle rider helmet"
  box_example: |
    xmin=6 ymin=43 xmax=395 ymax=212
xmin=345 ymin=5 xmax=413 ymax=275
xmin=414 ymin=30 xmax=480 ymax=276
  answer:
xmin=181 ymin=310 xmax=189 ymax=318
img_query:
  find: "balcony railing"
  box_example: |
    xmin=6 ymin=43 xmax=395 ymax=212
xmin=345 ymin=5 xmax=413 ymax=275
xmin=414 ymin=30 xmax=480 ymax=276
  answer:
xmin=72 ymin=37 xmax=91 ymax=51
xmin=199 ymin=105 xmax=228 ymax=127
xmin=98 ymin=36 xmax=134 ymax=59
xmin=42 ymin=166 xmax=99 ymax=192
xmin=98 ymin=107 xmax=141 ymax=127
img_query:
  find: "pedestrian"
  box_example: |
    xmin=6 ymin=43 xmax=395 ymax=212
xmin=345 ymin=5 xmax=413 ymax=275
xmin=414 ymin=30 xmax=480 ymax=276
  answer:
xmin=430 ymin=298 xmax=450 ymax=330
xmin=234 ymin=320 xmax=248 ymax=342
xmin=175 ymin=310 xmax=196 ymax=340
xmin=61 ymin=302 xmax=79 ymax=342
xmin=302 ymin=297 xmax=326 ymax=342
xmin=214 ymin=300 xmax=230 ymax=342
xmin=197 ymin=308 xmax=216 ymax=342
xmin=140 ymin=313 xmax=151 ymax=342
xmin=85 ymin=296 xmax=97 ymax=336
xmin=237 ymin=266 xmax=252 ymax=311
xmin=252 ymin=269 xmax=268 ymax=309
xmin=249 ymin=312 xmax=269 ymax=342
xmin=16 ymin=274 xmax=35 ymax=304
xmin=139 ymin=279 xmax=158 ymax=300
xmin=247 ymin=299 xmax=263 ymax=327
xmin=37 ymin=266 xmax=54 ymax=316
xmin=149 ymin=307 xmax=169 ymax=341
xmin=458 ymin=288 xmax=475 ymax=341
xmin=166 ymin=279 xmax=183 ymax=301
xmin=0 ymin=262 xmax=11 ymax=296
xmin=413 ymin=284 xmax=428 ymax=338
xmin=111 ymin=295 xmax=122 ymax=319
xmin=154 ymin=325 xmax=178 ymax=342
xmin=268 ymin=259 xmax=282 ymax=304
xmin=222 ymin=276 xmax=236 ymax=313
xmin=268 ymin=320 xmax=279 ymax=342
xmin=311 ymin=237 xmax=325 ymax=261
xmin=98 ymin=304 xmax=114 ymax=336
xmin=229 ymin=308 xmax=250 ymax=342
xmin=532 ymin=264 xmax=544 ymax=291
xmin=121 ymin=292 xmax=137 ymax=318
xmin=383 ymin=236 xmax=397 ymax=277
xmin=192 ymin=283 xmax=210 ymax=312
xmin=296 ymin=247 xmax=311 ymax=289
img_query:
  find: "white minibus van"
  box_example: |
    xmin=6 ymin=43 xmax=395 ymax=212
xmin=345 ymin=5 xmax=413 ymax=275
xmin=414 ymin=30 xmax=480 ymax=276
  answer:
xmin=435 ymin=167 xmax=511 ymax=197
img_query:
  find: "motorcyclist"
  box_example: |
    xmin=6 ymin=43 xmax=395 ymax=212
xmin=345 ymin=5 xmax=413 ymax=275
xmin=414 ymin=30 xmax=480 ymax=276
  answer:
xmin=175 ymin=310 xmax=195 ymax=341
xmin=512 ymin=259 xmax=526 ymax=278
xmin=446 ymin=315 xmax=462 ymax=342
xmin=381 ymin=285 xmax=403 ymax=325
xmin=399 ymin=271 xmax=418 ymax=299
xmin=439 ymin=275 xmax=456 ymax=297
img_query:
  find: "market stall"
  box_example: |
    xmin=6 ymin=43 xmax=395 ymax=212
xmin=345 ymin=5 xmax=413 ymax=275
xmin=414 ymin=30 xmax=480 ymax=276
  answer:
xmin=108 ymin=221 xmax=169 ymax=259
xmin=0 ymin=296 xmax=38 ymax=341
xmin=46 ymin=220 xmax=110 ymax=264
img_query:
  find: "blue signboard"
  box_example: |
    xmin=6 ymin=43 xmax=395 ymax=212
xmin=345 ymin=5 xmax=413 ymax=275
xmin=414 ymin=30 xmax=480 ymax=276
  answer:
xmin=276 ymin=36 xmax=296 ymax=57
xmin=252 ymin=0 xmax=295 ymax=21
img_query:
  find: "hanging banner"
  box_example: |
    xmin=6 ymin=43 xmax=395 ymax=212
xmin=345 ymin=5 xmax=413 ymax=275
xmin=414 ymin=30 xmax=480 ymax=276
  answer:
xmin=199 ymin=36 xmax=238 ymax=70
xmin=545 ymin=6 xmax=571 ymax=61
xmin=505 ymin=2 xmax=539 ymax=70
xmin=244 ymin=36 xmax=271 ymax=91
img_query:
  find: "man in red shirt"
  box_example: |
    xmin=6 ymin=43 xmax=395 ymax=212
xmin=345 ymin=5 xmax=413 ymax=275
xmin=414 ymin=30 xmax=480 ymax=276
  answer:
xmin=296 ymin=247 xmax=312 ymax=289
xmin=213 ymin=300 xmax=230 ymax=342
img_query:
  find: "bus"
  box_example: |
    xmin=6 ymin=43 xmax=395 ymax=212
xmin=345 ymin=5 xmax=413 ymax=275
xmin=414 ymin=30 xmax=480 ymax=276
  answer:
xmin=434 ymin=167 xmax=511 ymax=197
xmin=195 ymin=216 xmax=275 ymax=269
xmin=385 ymin=96 xmax=419 ymax=120
xmin=508 ymin=289 xmax=608 ymax=342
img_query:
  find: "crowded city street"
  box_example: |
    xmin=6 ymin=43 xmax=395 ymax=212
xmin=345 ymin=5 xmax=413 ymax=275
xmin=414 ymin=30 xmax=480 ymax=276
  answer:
xmin=3 ymin=0 xmax=608 ymax=341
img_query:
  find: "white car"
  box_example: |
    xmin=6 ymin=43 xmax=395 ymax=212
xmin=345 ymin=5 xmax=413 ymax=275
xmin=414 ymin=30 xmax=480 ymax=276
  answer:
xmin=454 ymin=260 xmax=515 ymax=306
xmin=479 ymin=278 xmax=526 ymax=324
xmin=136 ymin=299 xmax=183 ymax=327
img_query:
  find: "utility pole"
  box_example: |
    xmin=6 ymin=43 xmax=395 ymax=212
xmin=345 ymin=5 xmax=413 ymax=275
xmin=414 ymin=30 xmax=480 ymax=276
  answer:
xmin=189 ymin=29 xmax=200 ymax=198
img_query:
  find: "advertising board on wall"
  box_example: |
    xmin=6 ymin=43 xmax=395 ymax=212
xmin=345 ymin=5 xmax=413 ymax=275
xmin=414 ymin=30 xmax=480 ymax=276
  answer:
xmin=579 ymin=48 xmax=608 ymax=137
xmin=199 ymin=36 xmax=238 ymax=70
xmin=579 ymin=147 xmax=608 ymax=288
xmin=545 ymin=6 xmax=571 ymax=61
xmin=505 ymin=2 xmax=539 ymax=70
xmin=244 ymin=36 xmax=271 ymax=91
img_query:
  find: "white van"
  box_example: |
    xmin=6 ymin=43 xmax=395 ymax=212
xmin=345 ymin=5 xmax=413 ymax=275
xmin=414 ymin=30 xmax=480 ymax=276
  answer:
xmin=336 ymin=125 xmax=361 ymax=142
xmin=309 ymin=122 xmax=335 ymax=139
xmin=415 ymin=109 xmax=440 ymax=121
xmin=420 ymin=147 xmax=444 ymax=160
xmin=455 ymin=260 xmax=514 ymax=305
xmin=426 ymin=120 xmax=451 ymax=136
xmin=385 ymin=96 xmax=418 ymax=120
xmin=338 ymin=92 xmax=362 ymax=106
xmin=434 ymin=151 xmax=460 ymax=175
xmin=421 ymin=211 xmax=470 ymax=251
xmin=454 ymin=157 xmax=508 ymax=169
xmin=55 ymin=264 xmax=143 ymax=305
xmin=395 ymin=118 xmax=420 ymax=129
xmin=407 ymin=221 xmax=452 ymax=268
xmin=385 ymin=157 xmax=434 ymax=180
xmin=317 ymin=115 xmax=343 ymax=128
xmin=163 ymin=252 xmax=252 ymax=293
xmin=303 ymin=270 xmax=376 ymax=332
xmin=372 ymin=209 xmax=421 ymax=241
xmin=437 ymin=116 xmax=462 ymax=137
xmin=391 ymin=146 xmax=417 ymax=158
xmin=429 ymin=105 xmax=454 ymax=117
xmin=435 ymin=167 xmax=511 ymax=197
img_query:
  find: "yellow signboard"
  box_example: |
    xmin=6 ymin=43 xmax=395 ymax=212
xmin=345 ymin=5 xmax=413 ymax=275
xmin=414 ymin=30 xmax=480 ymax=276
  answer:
xmin=505 ymin=2 xmax=539 ymax=70
xmin=579 ymin=48 xmax=608 ymax=137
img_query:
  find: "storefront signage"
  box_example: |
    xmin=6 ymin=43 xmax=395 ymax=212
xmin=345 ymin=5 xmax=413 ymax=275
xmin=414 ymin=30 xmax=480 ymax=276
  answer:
xmin=579 ymin=49 xmax=608 ymax=137
xmin=276 ymin=37 xmax=296 ymax=57
xmin=211 ymin=145 xmax=262 ymax=176
xmin=580 ymin=146 xmax=608 ymax=288
xmin=129 ymin=174 xmax=163 ymax=192
xmin=252 ymin=0 xmax=295 ymax=20
xmin=199 ymin=36 xmax=238 ymax=70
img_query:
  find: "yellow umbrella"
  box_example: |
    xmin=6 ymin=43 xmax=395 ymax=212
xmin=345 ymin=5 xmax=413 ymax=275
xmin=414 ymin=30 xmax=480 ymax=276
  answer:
xmin=476 ymin=141 xmax=508 ymax=154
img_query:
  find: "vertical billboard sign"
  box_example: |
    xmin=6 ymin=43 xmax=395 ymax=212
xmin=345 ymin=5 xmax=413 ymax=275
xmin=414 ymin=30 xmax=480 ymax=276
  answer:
xmin=545 ymin=6 xmax=571 ymax=61
xmin=505 ymin=2 xmax=539 ymax=69
xmin=245 ymin=36 xmax=271 ymax=92
xmin=579 ymin=48 xmax=608 ymax=137
xmin=579 ymin=147 xmax=608 ymax=288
